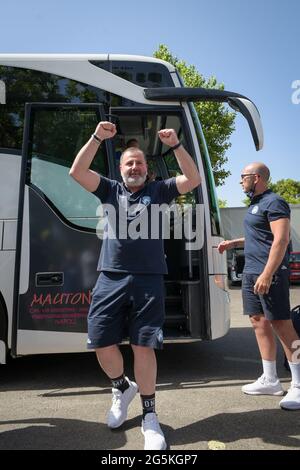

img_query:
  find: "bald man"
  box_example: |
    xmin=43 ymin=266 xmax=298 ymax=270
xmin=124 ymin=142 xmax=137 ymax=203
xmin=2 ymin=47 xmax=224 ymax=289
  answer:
xmin=218 ymin=162 xmax=300 ymax=410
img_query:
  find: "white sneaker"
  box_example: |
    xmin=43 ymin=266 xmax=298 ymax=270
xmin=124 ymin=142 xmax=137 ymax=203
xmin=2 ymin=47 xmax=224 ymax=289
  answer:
xmin=242 ymin=374 xmax=284 ymax=396
xmin=107 ymin=378 xmax=138 ymax=428
xmin=141 ymin=412 xmax=167 ymax=450
xmin=280 ymin=383 xmax=300 ymax=410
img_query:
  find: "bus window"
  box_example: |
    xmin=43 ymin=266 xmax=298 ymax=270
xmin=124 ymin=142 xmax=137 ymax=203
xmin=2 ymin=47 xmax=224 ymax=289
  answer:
xmin=0 ymin=66 xmax=109 ymax=152
xmin=28 ymin=107 xmax=109 ymax=230
xmin=110 ymin=109 xmax=195 ymax=171
xmin=90 ymin=60 xmax=175 ymax=88
xmin=110 ymin=109 xmax=198 ymax=207
xmin=0 ymin=105 xmax=24 ymax=150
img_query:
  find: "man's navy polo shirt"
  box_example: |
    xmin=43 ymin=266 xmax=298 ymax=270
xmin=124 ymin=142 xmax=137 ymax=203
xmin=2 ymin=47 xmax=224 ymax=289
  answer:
xmin=92 ymin=176 xmax=180 ymax=274
xmin=243 ymin=189 xmax=290 ymax=275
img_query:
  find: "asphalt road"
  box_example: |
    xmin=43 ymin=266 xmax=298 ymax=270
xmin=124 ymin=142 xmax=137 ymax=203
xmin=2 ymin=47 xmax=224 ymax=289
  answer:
xmin=0 ymin=286 xmax=300 ymax=451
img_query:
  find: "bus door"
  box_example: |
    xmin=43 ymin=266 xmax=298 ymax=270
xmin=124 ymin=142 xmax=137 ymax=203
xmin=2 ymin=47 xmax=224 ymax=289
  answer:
xmin=12 ymin=103 xmax=112 ymax=357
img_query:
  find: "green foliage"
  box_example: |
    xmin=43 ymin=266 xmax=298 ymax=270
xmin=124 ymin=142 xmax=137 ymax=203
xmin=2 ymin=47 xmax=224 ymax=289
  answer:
xmin=218 ymin=198 xmax=228 ymax=208
xmin=241 ymin=179 xmax=300 ymax=205
xmin=242 ymin=197 xmax=250 ymax=206
xmin=0 ymin=65 xmax=102 ymax=151
xmin=154 ymin=45 xmax=236 ymax=186
xmin=269 ymin=179 xmax=300 ymax=204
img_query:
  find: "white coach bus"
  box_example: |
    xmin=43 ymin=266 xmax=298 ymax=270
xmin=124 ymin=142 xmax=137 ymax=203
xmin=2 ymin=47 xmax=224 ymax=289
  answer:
xmin=0 ymin=54 xmax=263 ymax=363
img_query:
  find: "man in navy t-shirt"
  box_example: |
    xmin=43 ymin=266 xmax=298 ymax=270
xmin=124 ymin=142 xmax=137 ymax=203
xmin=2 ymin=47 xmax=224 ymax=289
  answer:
xmin=218 ymin=162 xmax=300 ymax=410
xmin=70 ymin=121 xmax=201 ymax=449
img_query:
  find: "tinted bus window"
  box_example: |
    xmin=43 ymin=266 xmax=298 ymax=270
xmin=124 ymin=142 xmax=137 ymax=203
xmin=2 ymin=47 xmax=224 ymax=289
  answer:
xmin=90 ymin=60 xmax=175 ymax=88
xmin=0 ymin=66 xmax=109 ymax=151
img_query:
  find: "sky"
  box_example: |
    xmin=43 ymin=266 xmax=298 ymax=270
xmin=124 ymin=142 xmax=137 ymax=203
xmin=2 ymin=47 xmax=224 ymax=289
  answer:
xmin=0 ymin=0 xmax=299 ymax=207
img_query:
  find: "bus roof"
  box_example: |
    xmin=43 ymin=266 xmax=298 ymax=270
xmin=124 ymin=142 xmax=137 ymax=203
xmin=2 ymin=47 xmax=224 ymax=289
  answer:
xmin=0 ymin=53 xmax=176 ymax=72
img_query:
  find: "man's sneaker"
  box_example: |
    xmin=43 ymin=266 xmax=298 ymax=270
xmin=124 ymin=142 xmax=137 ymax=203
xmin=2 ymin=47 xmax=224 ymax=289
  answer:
xmin=141 ymin=412 xmax=167 ymax=450
xmin=107 ymin=378 xmax=138 ymax=428
xmin=242 ymin=374 xmax=284 ymax=396
xmin=280 ymin=383 xmax=300 ymax=410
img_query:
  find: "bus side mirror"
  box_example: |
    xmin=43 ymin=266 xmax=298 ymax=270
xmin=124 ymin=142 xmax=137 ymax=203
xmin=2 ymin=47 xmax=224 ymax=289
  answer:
xmin=227 ymin=97 xmax=263 ymax=151
xmin=144 ymin=87 xmax=264 ymax=151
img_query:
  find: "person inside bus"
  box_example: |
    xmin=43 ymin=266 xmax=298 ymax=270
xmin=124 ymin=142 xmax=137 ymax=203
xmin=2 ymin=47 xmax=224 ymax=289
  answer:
xmin=126 ymin=138 xmax=140 ymax=148
xmin=69 ymin=121 xmax=201 ymax=450
xmin=218 ymin=162 xmax=300 ymax=410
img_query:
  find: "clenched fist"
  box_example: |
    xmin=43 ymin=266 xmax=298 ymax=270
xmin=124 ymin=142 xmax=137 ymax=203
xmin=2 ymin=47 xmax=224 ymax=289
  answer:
xmin=158 ymin=129 xmax=180 ymax=147
xmin=217 ymin=240 xmax=234 ymax=254
xmin=94 ymin=121 xmax=117 ymax=141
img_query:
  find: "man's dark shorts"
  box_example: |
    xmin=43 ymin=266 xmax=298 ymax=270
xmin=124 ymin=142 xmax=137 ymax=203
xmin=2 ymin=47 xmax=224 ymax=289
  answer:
xmin=87 ymin=272 xmax=165 ymax=350
xmin=242 ymin=271 xmax=291 ymax=320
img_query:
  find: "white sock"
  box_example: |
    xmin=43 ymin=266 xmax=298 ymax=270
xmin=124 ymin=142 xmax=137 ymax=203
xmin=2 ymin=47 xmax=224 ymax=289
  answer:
xmin=262 ymin=359 xmax=277 ymax=381
xmin=288 ymin=361 xmax=300 ymax=385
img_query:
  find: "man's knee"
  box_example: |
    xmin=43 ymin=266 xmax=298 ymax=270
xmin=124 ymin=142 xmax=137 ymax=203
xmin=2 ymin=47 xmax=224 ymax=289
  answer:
xmin=250 ymin=314 xmax=265 ymax=324
xmin=250 ymin=314 xmax=271 ymax=331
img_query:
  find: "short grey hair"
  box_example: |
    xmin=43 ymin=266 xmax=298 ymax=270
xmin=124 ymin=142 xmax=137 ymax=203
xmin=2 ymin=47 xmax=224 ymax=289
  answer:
xmin=119 ymin=148 xmax=147 ymax=165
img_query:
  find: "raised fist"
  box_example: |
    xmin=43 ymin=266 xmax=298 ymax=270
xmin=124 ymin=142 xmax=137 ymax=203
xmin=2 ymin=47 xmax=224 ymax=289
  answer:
xmin=94 ymin=121 xmax=117 ymax=141
xmin=158 ymin=129 xmax=179 ymax=147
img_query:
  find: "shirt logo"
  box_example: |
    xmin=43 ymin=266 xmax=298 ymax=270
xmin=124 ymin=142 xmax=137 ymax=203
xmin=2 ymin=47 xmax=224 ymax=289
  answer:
xmin=142 ymin=196 xmax=151 ymax=206
xmin=251 ymin=205 xmax=259 ymax=214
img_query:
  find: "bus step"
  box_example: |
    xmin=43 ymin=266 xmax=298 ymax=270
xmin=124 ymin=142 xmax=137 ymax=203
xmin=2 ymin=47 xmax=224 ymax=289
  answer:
xmin=164 ymin=308 xmax=186 ymax=327
xmin=165 ymin=295 xmax=182 ymax=305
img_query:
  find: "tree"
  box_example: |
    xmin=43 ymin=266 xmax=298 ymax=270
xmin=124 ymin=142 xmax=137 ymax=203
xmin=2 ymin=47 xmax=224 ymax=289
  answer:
xmin=269 ymin=179 xmax=300 ymax=204
xmin=153 ymin=45 xmax=236 ymax=186
xmin=242 ymin=178 xmax=300 ymax=206
xmin=242 ymin=197 xmax=250 ymax=207
xmin=218 ymin=199 xmax=228 ymax=208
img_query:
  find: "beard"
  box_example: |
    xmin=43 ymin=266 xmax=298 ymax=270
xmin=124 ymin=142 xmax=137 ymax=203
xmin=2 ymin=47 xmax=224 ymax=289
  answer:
xmin=243 ymin=182 xmax=256 ymax=199
xmin=122 ymin=173 xmax=147 ymax=187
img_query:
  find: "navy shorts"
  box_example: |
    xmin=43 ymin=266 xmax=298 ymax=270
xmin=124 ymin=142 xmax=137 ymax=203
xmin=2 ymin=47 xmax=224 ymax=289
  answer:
xmin=87 ymin=272 xmax=165 ymax=350
xmin=242 ymin=271 xmax=291 ymax=320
